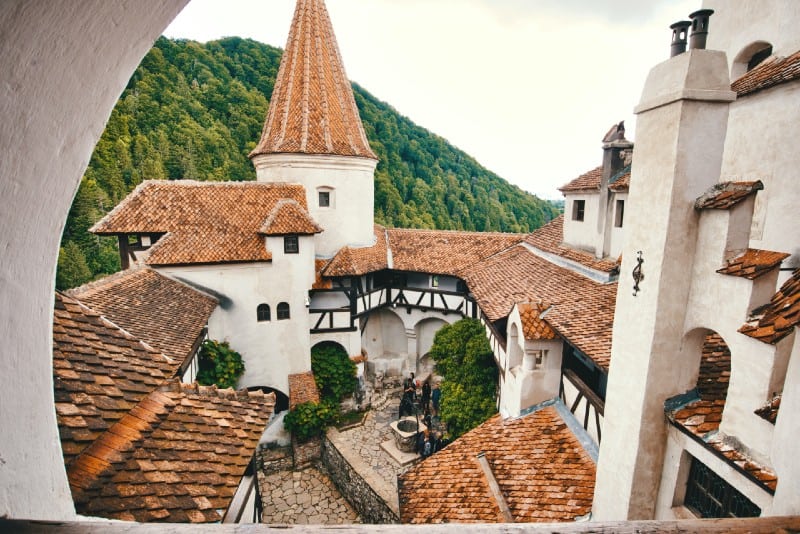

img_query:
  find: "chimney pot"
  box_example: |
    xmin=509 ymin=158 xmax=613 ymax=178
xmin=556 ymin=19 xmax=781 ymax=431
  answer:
xmin=688 ymin=9 xmax=714 ymax=50
xmin=669 ymin=21 xmax=692 ymax=57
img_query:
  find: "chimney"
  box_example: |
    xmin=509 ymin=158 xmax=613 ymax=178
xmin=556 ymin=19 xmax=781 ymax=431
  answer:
xmin=670 ymin=21 xmax=692 ymax=57
xmin=602 ymin=121 xmax=633 ymax=184
xmin=688 ymin=9 xmax=714 ymax=50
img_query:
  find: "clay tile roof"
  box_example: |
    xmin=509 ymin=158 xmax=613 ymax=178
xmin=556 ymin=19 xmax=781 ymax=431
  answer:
xmin=313 ymin=259 xmax=333 ymax=289
xmin=288 ymin=372 xmax=320 ymax=408
xmin=518 ymin=303 xmax=557 ymax=341
xmin=91 ymin=181 xmax=308 ymax=266
xmin=668 ymin=334 xmax=777 ymax=493
xmin=559 ymin=167 xmax=602 ymax=193
xmin=53 ymin=293 xmax=175 ymax=466
xmin=716 ymin=249 xmax=790 ymax=280
xmin=68 ymin=268 xmax=217 ymax=364
xmin=387 ymin=228 xmax=525 ymax=277
xmin=739 ymin=269 xmax=800 ymax=344
xmin=399 ymin=404 xmax=596 ymax=524
xmin=463 ymin=245 xmax=616 ymax=370
xmin=68 ymin=381 xmax=274 ymax=523
xmin=609 ymin=170 xmax=631 ymax=192
xmin=732 ymin=50 xmax=800 ymax=97
xmin=755 ymin=395 xmax=781 ymax=425
xmin=694 ymin=181 xmax=763 ymax=210
xmin=324 ymin=225 xmax=389 ymax=277
xmin=249 ymin=0 xmax=376 ymax=160
xmin=524 ymin=216 xmax=620 ymax=274
xmin=259 ymin=199 xmax=323 ymax=235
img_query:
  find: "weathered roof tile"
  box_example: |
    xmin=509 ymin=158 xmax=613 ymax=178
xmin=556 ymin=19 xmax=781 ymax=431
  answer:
xmin=732 ymin=50 xmax=800 ymax=97
xmin=740 ymin=269 xmax=800 ymax=344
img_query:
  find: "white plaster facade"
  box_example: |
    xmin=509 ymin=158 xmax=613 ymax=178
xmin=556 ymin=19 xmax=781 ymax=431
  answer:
xmin=252 ymin=153 xmax=377 ymax=257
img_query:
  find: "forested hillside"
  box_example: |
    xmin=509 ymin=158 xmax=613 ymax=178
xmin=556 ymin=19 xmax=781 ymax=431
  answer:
xmin=57 ymin=37 xmax=559 ymax=289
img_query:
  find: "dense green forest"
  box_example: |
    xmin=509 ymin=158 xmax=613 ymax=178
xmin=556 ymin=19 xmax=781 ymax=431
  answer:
xmin=58 ymin=37 xmax=559 ymax=289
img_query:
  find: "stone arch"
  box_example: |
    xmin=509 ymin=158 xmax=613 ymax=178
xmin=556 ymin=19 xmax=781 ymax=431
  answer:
xmin=361 ymin=308 xmax=407 ymax=377
xmin=0 ymin=1 xmax=189 ymax=520
xmin=248 ymin=386 xmax=289 ymax=414
xmin=414 ymin=317 xmax=448 ymax=377
xmin=311 ymin=340 xmax=348 ymax=356
xmin=732 ymin=40 xmax=773 ymax=79
xmin=508 ymin=322 xmax=523 ymax=370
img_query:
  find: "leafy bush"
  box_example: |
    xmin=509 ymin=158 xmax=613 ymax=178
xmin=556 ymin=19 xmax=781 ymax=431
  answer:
xmin=196 ymin=339 xmax=245 ymax=389
xmin=429 ymin=318 xmax=498 ymax=438
xmin=311 ymin=343 xmax=357 ymax=402
xmin=283 ymin=400 xmax=339 ymax=442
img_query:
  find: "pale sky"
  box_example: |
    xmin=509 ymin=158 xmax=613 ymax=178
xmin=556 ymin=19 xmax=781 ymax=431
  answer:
xmin=164 ymin=0 xmax=699 ymax=199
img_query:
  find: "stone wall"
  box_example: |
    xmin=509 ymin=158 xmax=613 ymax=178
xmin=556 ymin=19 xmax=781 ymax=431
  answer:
xmin=257 ymin=445 xmax=294 ymax=474
xmin=293 ymin=436 xmax=322 ymax=469
xmin=322 ymin=428 xmax=399 ymax=524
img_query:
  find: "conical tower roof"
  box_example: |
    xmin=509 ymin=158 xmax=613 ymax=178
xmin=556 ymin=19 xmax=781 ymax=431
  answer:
xmin=250 ymin=0 xmax=377 ymax=160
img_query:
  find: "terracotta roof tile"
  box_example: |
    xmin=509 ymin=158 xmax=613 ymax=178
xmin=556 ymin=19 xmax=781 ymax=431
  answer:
xmin=387 ymin=228 xmax=524 ymax=277
xmin=313 ymin=259 xmax=333 ymax=289
xmin=324 ymin=225 xmax=389 ymax=277
xmin=288 ymin=372 xmax=320 ymax=408
xmin=259 ymin=199 xmax=322 ymax=235
xmin=716 ymin=249 xmax=789 ymax=280
xmin=609 ymin=171 xmax=630 ymax=192
xmin=399 ymin=405 xmax=595 ymax=524
xmin=53 ymin=293 xmax=175 ymax=466
xmin=68 ymin=268 xmax=217 ymax=364
xmin=518 ymin=303 xmax=557 ymax=341
xmin=249 ymin=0 xmax=376 ymax=160
xmin=69 ymin=381 xmax=273 ymax=523
xmin=732 ymin=50 xmax=800 ymax=97
xmin=463 ymin=246 xmax=616 ymax=370
xmin=524 ymin=216 xmax=620 ymax=274
xmin=739 ymin=269 xmax=800 ymax=344
xmin=91 ymin=181 xmax=309 ymax=266
xmin=694 ymin=181 xmax=763 ymax=210
xmin=559 ymin=167 xmax=602 ymax=193
xmin=755 ymin=395 xmax=781 ymax=425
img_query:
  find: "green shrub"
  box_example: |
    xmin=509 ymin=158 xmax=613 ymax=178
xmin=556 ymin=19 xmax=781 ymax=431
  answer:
xmin=196 ymin=339 xmax=245 ymax=389
xmin=310 ymin=343 xmax=357 ymax=402
xmin=283 ymin=400 xmax=339 ymax=442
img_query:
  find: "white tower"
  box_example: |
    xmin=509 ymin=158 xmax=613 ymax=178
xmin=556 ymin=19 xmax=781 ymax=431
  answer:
xmin=249 ymin=0 xmax=378 ymax=258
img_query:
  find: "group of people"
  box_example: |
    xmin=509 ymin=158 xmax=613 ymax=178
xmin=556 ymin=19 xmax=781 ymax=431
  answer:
xmin=398 ymin=372 xmax=447 ymax=458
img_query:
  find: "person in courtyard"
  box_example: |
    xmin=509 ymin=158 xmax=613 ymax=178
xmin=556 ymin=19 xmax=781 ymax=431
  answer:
xmin=420 ymin=376 xmax=431 ymax=413
xmin=431 ymin=381 xmax=441 ymax=417
xmin=400 ymin=372 xmax=416 ymax=417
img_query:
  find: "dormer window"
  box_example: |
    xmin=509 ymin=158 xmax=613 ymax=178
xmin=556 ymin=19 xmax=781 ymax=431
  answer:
xmin=284 ymin=235 xmax=299 ymax=254
xmin=572 ymin=200 xmax=586 ymax=222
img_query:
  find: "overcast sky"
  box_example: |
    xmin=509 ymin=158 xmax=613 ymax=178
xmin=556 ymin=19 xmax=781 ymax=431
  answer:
xmin=164 ymin=0 xmax=699 ymax=199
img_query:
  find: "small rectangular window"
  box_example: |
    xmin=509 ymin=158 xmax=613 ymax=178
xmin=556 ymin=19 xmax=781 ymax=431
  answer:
xmin=284 ymin=235 xmax=299 ymax=254
xmin=572 ymin=199 xmax=586 ymax=222
xmin=615 ymin=199 xmax=625 ymax=228
xmin=430 ymin=275 xmax=439 ymax=288
xmin=684 ymin=456 xmax=760 ymax=518
xmin=318 ymin=191 xmax=330 ymax=207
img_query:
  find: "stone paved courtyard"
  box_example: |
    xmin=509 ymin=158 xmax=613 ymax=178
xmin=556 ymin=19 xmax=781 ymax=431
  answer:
xmin=259 ymin=384 xmax=436 ymax=525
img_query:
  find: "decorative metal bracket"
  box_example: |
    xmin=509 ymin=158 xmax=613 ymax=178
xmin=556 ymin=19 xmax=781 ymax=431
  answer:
xmin=632 ymin=251 xmax=645 ymax=296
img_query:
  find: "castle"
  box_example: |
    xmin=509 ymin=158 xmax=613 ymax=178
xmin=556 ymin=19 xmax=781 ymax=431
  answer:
xmin=0 ymin=0 xmax=798 ymax=528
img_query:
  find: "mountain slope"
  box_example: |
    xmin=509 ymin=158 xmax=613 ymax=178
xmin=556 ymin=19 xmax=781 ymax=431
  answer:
xmin=58 ymin=37 xmax=559 ymax=289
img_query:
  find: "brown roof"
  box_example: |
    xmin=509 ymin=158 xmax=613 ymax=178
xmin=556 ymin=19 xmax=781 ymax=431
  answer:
xmin=559 ymin=167 xmax=602 ymax=193
xmin=755 ymin=395 xmax=781 ymax=425
xmin=694 ymin=181 xmax=763 ymax=210
xmin=313 ymin=259 xmax=333 ymax=289
xmin=53 ymin=293 xmax=175 ymax=466
xmin=716 ymin=249 xmax=790 ymax=280
xmin=609 ymin=171 xmax=630 ymax=192
xmin=739 ymin=269 xmax=800 ymax=344
xmin=463 ymin=245 xmax=617 ymax=370
xmin=399 ymin=405 xmax=595 ymax=524
xmin=323 ymin=225 xmax=389 ymax=277
xmin=732 ymin=50 xmax=800 ymax=97
xmin=91 ymin=181 xmax=309 ymax=266
xmin=524 ymin=216 xmax=620 ymax=274
xmin=518 ymin=303 xmax=558 ymax=341
xmin=249 ymin=0 xmax=376 ymax=160
xmin=288 ymin=372 xmax=320 ymax=408
xmin=259 ymin=199 xmax=323 ymax=235
xmin=387 ymin=228 xmax=525 ymax=277
xmin=68 ymin=268 xmax=217 ymax=363
xmin=669 ymin=333 xmax=777 ymax=493
xmin=68 ymin=381 xmax=273 ymax=523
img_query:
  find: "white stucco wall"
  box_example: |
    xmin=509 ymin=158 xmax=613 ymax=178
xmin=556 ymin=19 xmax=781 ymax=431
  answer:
xmin=771 ymin=331 xmax=800 ymax=514
xmin=0 ymin=0 xmax=188 ymax=520
xmin=609 ymin=192 xmax=628 ymax=259
xmin=562 ymin=194 xmax=600 ymax=254
xmin=158 ymin=237 xmax=315 ymax=395
xmin=252 ymin=153 xmax=377 ymax=257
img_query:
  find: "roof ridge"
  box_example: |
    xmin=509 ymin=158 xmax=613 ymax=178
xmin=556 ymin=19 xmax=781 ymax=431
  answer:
xmin=66 ymin=264 xmax=149 ymax=297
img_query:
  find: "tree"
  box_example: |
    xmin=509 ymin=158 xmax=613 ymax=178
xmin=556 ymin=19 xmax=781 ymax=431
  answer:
xmin=196 ymin=339 xmax=245 ymax=389
xmin=428 ymin=318 xmax=498 ymax=438
xmin=310 ymin=342 xmax=357 ymax=403
xmin=56 ymin=242 xmax=92 ymax=290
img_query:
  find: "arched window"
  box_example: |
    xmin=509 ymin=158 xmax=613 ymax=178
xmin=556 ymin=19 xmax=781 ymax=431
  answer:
xmin=257 ymin=304 xmax=271 ymax=322
xmin=732 ymin=41 xmax=773 ymax=79
xmin=277 ymin=302 xmax=290 ymax=320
